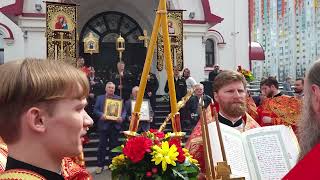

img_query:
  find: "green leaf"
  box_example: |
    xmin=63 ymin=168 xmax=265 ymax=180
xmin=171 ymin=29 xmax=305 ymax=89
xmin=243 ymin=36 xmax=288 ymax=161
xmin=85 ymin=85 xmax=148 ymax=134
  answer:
xmin=111 ymin=146 xmax=123 ymax=153
xmin=172 ymin=169 xmax=188 ymax=180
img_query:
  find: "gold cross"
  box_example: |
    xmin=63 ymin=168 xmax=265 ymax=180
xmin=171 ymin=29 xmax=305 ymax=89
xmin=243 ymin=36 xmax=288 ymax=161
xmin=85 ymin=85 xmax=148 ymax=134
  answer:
xmin=52 ymin=32 xmax=72 ymax=60
xmin=138 ymin=29 xmax=149 ymax=48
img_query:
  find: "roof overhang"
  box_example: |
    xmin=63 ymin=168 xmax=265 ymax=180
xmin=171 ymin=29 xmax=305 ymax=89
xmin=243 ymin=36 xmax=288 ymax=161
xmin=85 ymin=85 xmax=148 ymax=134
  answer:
xmin=184 ymin=0 xmax=223 ymax=26
xmin=250 ymin=42 xmax=265 ymax=60
xmin=0 ymin=0 xmax=24 ymax=16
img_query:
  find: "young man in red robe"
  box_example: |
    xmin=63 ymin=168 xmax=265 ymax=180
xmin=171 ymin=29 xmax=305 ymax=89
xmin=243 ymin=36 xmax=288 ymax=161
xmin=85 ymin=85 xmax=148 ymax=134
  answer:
xmin=186 ymin=70 xmax=260 ymax=175
xmin=283 ymin=60 xmax=320 ymax=179
xmin=0 ymin=59 xmax=93 ymax=179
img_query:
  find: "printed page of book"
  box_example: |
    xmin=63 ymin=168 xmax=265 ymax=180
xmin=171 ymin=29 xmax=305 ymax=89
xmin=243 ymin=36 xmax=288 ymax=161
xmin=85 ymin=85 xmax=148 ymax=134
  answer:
xmin=243 ymin=125 xmax=300 ymax=180
xmin=208 ymin=122 xmax=252 ymax=180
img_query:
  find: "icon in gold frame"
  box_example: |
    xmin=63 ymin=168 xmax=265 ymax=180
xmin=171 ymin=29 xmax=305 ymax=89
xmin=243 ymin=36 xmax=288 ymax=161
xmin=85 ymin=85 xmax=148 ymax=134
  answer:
xmin=103 ymin=98 xmax=123 ymax=121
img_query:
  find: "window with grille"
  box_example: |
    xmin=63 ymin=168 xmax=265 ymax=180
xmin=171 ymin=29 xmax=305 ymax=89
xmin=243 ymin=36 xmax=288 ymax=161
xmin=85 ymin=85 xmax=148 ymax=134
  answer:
xmin=205 ymin=39 xmax=215 ymax=67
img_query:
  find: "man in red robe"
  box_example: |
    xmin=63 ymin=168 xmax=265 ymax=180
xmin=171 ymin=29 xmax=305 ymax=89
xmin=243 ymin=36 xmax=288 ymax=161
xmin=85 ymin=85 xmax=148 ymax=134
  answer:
xmin=186 ymin=70 xmax=260 ymax=174
xmin=257 ymin=77 xmax=302 ymax=132
xmin=0 ymin=59 xmax=93 ymax=179
xmin=283 ymin=60 xmax=320 ymax=179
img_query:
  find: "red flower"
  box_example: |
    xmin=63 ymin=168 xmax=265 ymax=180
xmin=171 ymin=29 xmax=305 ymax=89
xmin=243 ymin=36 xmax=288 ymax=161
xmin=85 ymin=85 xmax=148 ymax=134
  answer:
xmin=152 ymin=167 xmax=158 ymax=174
xmin=123 ymin=136 xmax=153 ymax=163
xmin=176 ymin=146 xmax=186 ymax=163
xmin=155 ymin=132 xmax=165 ymax=139
xmin=146 ymin=171 xmax=152 ymax=177
xmin=169 ymin=138 xmax=181 ymax=148
xmin=149 ymin=129 xmax=165 ymax=139
xmin=149 ymin=129 xmax=158 ymax=133
xmin=169 ymin=138 xmax=185 ymax=163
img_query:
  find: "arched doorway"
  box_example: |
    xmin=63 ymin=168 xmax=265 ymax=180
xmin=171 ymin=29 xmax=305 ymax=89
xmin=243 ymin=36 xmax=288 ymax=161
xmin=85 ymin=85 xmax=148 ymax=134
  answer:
xmin=80 ymin=11 xmax=146 ymax=80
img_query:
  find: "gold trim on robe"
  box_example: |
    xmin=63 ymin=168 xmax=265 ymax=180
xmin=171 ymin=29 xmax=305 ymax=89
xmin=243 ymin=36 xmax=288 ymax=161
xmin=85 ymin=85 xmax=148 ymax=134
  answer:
xmin=0 ymin=169 xmax=46 ymax=180
xmin=257 ymin=96 xmax=302 ymax=132
xmin=0 ymin=139 xmax=7 ymax=173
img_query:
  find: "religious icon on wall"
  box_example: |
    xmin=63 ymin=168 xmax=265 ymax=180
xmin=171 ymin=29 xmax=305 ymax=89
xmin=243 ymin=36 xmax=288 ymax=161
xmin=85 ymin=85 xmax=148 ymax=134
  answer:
xmin=104 ymin=98 xmax=123 ymax=121
xmin=55 ymin=15 xmax=68 ymax=30
xmin=168 ymin=20 xmax=175 ymax=35
xmin=157 ymin=10 xmax=183 ymax=71
xmin=49 ymin=12 xmax=75 ymax=32
xmin=83 ymin=32 xmax=99 ymax=54
xmin=46 ymin=2 xmax=77 ymax=65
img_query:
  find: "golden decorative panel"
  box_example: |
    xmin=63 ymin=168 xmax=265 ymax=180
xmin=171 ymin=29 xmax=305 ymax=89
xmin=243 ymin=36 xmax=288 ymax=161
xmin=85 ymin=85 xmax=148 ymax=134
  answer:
xmin=157 ymin=10 xmax=183 ymax=71
xmin=46 ymin=2 xmax=77 ymax=66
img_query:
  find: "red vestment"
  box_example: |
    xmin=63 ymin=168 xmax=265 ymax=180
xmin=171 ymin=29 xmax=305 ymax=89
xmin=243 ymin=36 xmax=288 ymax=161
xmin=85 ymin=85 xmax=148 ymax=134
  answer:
xmin=0 ymin=139 xmax=92 ymax=179
xmin=282 ymin=143 xmax=320 ymax=180
xmin=257 ymin=96 xmax=302 ymax=132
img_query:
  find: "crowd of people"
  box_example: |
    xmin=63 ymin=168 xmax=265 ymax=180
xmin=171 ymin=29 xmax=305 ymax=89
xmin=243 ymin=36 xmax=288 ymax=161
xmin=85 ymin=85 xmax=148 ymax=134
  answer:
xmin=0 ymin=56 xmax=320 ymax=179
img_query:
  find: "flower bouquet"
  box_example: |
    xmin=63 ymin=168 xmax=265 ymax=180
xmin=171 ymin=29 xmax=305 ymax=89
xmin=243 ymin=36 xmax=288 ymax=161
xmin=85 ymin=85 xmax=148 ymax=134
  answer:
xmin=237 ymin=65 xmax=255 ymax=82
xmin=110 ymin=129 xmax=200 ymax=179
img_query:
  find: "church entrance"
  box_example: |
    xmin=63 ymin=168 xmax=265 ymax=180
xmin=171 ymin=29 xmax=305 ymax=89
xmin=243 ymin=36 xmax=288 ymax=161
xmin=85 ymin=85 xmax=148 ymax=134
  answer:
xmin=79 ymin=11 xmax=146 ymax=81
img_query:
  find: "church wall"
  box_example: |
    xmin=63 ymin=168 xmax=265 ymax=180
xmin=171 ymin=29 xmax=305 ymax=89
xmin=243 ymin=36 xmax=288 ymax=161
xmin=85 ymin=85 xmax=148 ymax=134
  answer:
xmin=1 ymin=13 xmax=25 ymax=62
xmin=209 ymin=0 xmax=250 ymax=70
xmin=23 ymin=0 xmax=48 ymax=14
xmin=22 ymin=30 xmax=46 ymax=59
xmin=174 ymin=0 xmax=205 ymax=21
xmin=183 ymin=24 xmax=208 ymax=82
xmin=77 ymin=0 xmax=156 ymax=41
xmin=18 ymin=15 xmax=46 ymax=59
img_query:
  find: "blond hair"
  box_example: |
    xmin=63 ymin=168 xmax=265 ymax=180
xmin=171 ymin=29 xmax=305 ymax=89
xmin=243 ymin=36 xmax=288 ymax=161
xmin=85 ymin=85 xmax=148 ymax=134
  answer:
xmin=213 ymin=70 xmax=246 ymax=92
xmin=0 ymin=58 xmax=89 ymax=143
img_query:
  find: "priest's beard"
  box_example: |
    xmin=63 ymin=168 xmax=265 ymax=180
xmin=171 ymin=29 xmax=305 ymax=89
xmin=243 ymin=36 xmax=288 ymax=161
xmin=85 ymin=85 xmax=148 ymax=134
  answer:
xmin=219 ymin=100 xmax=247 ymax=118
xmin=297 ymin=89 xmax=320 ymax=160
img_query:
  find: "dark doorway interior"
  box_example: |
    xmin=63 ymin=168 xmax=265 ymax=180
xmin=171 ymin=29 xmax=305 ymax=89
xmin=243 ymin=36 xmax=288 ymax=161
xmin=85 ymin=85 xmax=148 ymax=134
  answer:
xmin=80 ymin=11 xmax=146 ymax=82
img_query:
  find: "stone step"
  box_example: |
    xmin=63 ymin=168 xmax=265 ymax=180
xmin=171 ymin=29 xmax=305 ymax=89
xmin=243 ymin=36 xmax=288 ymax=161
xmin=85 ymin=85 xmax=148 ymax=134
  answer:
xmin=154 ymin=110 xmax=170 ymax=116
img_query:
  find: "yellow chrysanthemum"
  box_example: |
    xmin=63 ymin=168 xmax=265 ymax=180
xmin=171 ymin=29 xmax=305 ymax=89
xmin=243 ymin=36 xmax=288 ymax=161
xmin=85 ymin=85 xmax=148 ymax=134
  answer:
xmin=151 ymin=141 xmax=179 ymax=171
xmin=182 ymin=148 xmax=199 ymax=165
xmin=164 ymin=133 xmax=171 ymax=139
xmin=110 ymin=154 xmax=126 ymax=169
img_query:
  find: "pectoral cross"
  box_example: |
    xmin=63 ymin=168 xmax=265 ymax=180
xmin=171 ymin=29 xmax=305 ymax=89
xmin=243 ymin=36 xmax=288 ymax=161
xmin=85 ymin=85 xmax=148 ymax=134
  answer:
xmin=53 ymin=32 xmax=71 ymax=60
xmin=138 ymin=29 xmax=149 ymax=48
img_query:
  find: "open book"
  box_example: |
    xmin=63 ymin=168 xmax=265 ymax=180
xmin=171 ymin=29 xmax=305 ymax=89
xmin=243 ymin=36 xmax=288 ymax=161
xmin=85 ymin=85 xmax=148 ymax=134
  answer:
xmin=208 ymin=123 xmax=300 ymax=180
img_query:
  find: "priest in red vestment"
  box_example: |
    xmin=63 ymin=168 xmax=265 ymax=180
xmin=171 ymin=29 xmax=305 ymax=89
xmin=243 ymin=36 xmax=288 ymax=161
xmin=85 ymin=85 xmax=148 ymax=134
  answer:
xmin=283 ymin=60 xmax=320 ymax=179
xmin=186 ymin=70 xmax=260 ymax=174
xmin=257 ymin=77 xmax=302 ymax=132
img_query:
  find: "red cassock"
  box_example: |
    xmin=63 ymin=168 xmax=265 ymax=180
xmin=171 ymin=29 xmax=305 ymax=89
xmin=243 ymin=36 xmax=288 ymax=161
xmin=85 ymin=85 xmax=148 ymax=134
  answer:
xmin=282 ymin=143 xmax=320 ymax=180
xmin=0 ymin=139 xmax=92 ymax=179
xmin=257 ymin=96 xmax=302 ymax=133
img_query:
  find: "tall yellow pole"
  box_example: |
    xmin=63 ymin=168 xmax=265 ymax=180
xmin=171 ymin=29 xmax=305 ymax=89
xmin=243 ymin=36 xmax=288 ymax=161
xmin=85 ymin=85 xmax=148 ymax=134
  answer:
xmin=160 ymin=0 xmax=181 ymax=133
xmin=160 ymin=0 xmax=178 ymax=115
xmin=127 ymin=0 xmax=182 ymax=134
xmin=128 ymin=1 xmax=162 ymax=133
